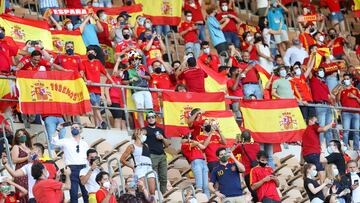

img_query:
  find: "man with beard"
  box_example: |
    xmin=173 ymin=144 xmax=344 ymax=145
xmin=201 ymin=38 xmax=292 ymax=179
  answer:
xmin=144 ymin=111 xmax=171 ymax=194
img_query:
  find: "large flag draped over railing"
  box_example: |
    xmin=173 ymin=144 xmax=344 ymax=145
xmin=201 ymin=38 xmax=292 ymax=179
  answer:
xmin=16 ymin=71 xmax=91 ymax=115
xmin=163 ymin=91 xmax=226 ymax=137
xmin=92 ymin=4 xmax=143 ymax=27
xmin=240 ymin=99 xmax=306 ymax=143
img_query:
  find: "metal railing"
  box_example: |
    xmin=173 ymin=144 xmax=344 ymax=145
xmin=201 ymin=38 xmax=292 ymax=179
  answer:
xmin=107 ymin=157 xmax=125 ymax=194
xmin=164 ymin=30 xmax=180 ymax=65
xmin=144 ymin=170 xmax=162 ymax=203
xmin=181 ymin=185 xmax=196 ymax=203
xmin=1 ymin=118 xmax=14 ymax=168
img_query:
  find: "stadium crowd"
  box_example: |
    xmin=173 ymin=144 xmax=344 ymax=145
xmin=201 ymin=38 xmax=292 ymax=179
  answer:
xmin=0 ymin=0 xmax=360 ymax=202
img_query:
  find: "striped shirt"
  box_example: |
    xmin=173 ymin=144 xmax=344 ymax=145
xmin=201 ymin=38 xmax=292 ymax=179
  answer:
xmin=39 ymin=0 xmax=59 ymax=9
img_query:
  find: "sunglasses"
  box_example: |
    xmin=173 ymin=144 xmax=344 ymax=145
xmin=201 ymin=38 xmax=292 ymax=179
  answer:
xmin=147 ymin=115 xmax=155 ymax=119
xmin=76 ymin=145 xmax=79 ymax=153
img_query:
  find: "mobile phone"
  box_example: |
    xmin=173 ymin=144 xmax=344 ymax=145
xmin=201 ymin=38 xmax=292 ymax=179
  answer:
xmin=355 ymin=180 xmax=359 ymax=185
xmin=62 ymin=122 xmax=72 ymax=127
xmin=30 ymin=40 xmax=39 ymax=46
xmin=31 ymin=153 xmax=38 ymax=161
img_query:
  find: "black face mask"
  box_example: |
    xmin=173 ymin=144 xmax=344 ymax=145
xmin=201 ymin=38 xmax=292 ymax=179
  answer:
xmin=309 ymin=27 xmax=315 ymax=33
xmin=259 ymin=162 xmax=267 ymax=167
xmin=154 ymin=67 xmax=162 ymax=74
xmin=88 ymin=53 xmax=96 ymax=61
xmin=148 ymin=121 xmax=156 ymax=126
xmin=0 ymin=32 xmax=5 ymax=40
xmin=125 ymin=0 xmax=132 ymax=6
xmin=330 ymin=34 xmax=336 ymax=39
xmin=66 ymin=48 xmax=74 ymax=55
xmin=204 ymin=125 xmax=212 ymax=133
xmin=123 ymin=34 xmax=130 ymax=40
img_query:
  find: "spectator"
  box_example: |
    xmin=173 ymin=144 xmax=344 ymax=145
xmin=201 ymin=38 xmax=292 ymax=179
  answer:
xmin=258 ymin=16 xmax=282 ymax=49
xmin=320 ymin=56 xmax=340 ymax=92
xmin=95 ymin=172 xmax=117 ymax=203
xmin=340 ymin=160 xmax=360 ymax=202
xmin=54 ymin=41 xmax=83 ymax=72
xmin=114 ymin=27 xmax=139 ymax=60
xmin=298 ymin=22 xmax=317 ymax=52
xmin=99 ymin=0 xmax=112 ymax=7
xmin=181 ymin=134 xmax=210 ymax=197
xmin=303 ymin=163 xmax=329 ymax=202
xmin=33 ymin=143 xmax=58 ymax=179
xmin=119 ymin=177 xmax=155 ymax=203
xmin=43 ymin=115 xmax=66 ymax=150
xmin=187 ymin=108 xmax=204 ymax=139
xmin=198 ymin=41 xmax=220 ymax=71
xmin=337 ymin=74 xmax=360 ymax=150
xmin=232 ymin=130 xmax=260 ymax=202
xmin=324 ymin=164 xmax=348 ymax=203
xmin=320 ymin=140 xmax=346 ymax=176
xmin=0 ymin=176 xmax=28 ymax=202
xmin=144 ymin=111 xmax=171 ymax=194
xmin=205 ymin=5 xmax=228 ymax=54
xmin=179 ymin=10 xmax=200 ymax=58
xmin=81 ymin=47 xmax=115 ymax=129
xmin=226 ymin=43 xmax=242 ymax=68
xmin=111 ymin=12 xmax=134 ymax=44
xmin=250 ymin=150 xmax=281 ymax=203
xmin=254 ymin=32 xmax=273 ymax=73
xmin=209 ymin=147 xmax=246 ymax=202
xmin=63 ymin=0 xmax=82 ymax=24
xmin=31 ymin=162 xmax=71 ymax=203
xmin=134 ymin=16 xmax=146 ymax=39
xmin=326 ymin=28 xmax=349 ymax=60
xmin=265 ymin=0 xmax=289 ymax=56
xmin=39 ymin=1 xmax=59 ymax=21
xmin=140 ymin=30 xmax=166 ymax=70
xmin=95 ymin=10 xmax=112 ymax=47
xmin=175 ymin=84 xmax=188 ymax=92
xmin=52 ymin=123 xmax=90 ymax=203
xmin=149 ymin=58 xmax=175 ymax=90
xmin=183 ymin=0 xmax=206 ymax=41
xmin=79 ymin=148 xmax=102 ymax=203
xmin=324 ymin=194 xmax=342 ymax=203
xmin=240 ymin=31 xmax=257 ymax=61
xmin=274 ymin=54 xmax=284 ymax=68
xmin=120 ymin=129 xmax=156 ymax=195
xmin=177 ymin=57 xmax=208 ymax=93
xmin=11 ymin=129 xmax=31 ymax=202
xmin=283 ymin=38 xmax=309 ymax=67
xmin=0 ymin=108 xmax=13 ymax=155
xmin=272 ymin=66 xmax=295 ymax=99
xmin=16 ymin=50 xmax=66 ymax=71
xmin=302 ymin=115 xmax=333 ymax=183
xmin=215 ymin=0 xmax=242 ymax=48
xmin=322 ymin=0 xmax=345 ymax=32
xmin=227 ymin=66 xmax=243 ymax=119
xmin=196 ymin=119 xmax=226 ymax=172
xmin=0 ymin=26 xmax=22 ymax=73
xmin=313 ymin=32 xmax=327 ymax=48
xmin=137 ymin=18 xmax=154 ymax=42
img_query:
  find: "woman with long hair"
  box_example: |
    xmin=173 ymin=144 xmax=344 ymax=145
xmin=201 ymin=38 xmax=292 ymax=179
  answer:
xmin=303 ymin=163 xmax=330 ymax=203
xmin=324 ymin=164 xmax=348 ymax=203
xmin=254 ymin=32 xmax=274 ymax=74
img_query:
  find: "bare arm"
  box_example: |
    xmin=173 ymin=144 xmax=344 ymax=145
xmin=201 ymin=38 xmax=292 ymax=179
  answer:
xmin=94 ymin=18 xmax=104 ymax=33
xmin=79 ymin=15 xmax=91 ymax=33
xmin=10 ymin=146 xmax=28 ymax=164
xmin=308 ymin=182 xmax=328 ymax=194
xmin=304 ymin=53 xmax=315 ymax=79
xmin=251 ymin=175 xmax=271 ymax=191
xmin=120 ymin=145 xmax=135 ymax=170
xmin=187 ymin=111 xmax=201 ymax=127
xmin=7 ymin=179 xmax=28 ymax=196
xmin=61 ymin=168 xmax=71 ymax=191
xmin=49 ymin=15 xmax=62 ymax=31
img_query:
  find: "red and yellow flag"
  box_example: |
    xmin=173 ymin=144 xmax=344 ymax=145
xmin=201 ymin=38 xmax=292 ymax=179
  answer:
xmin=50 ymin=30 xmax=87 ymax=55
xmin=0 ymin=78 xmax=17 ymax=112
xmin=255 ymin=64 xmax=271 ymax=90
xmin=196 ymin=60 xmax=227 ymax=93
xmin=0 ymin=0 xmax=5 ymax=15
xmin=93 ymin=4 xmax=143 ymax=27
xmin=163 ymin=91 xmax=226 ymax=137
xmin=314 ymin=48 xmax=330 ymax=71
xmin=240 ymin=99 xmax=306 ymax=143
xmin=16 ymin=71 xmax=91 ymax=115
xmin=135 ymin=0 xmax=182 ymax=26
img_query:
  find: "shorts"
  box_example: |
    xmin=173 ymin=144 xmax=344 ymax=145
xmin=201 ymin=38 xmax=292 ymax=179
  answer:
xmin=89 ymin=93 xmax=101 ymax=106
xmin=135 ymin=164 xmax=155 ymax=179
xmin=257 ymin=8 xmax=267 ymax=16
xmin=132 ymin=91 xmax=153 ymax=109
xmin=329 ymin=12 xmax=344 ymax=22
xmin=303 ymin=153 xmax=324 ymax=171
xmin=274 ymin=30 xmax=289 ymax=44
xmin=109 ymin=103 xmax=125 ymax=120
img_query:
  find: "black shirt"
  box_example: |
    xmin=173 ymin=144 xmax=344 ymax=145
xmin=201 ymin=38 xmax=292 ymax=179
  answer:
xmin=304 ymin=178 xmax=325 ymax=201
xmin=144 ymin=126 xmax=165 ymax=155
xmin=326 ymin=153 xmax=346 ymax=175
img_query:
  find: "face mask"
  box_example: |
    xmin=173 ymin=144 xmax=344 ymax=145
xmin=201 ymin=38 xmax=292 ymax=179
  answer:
xmin=186 ymin=16 xmax=192 ymax=21
xmin=88 ymin=53 xmax=96 ymax=61
xmin=350 ymin=172 xmax=357 ymax=176
xmin=344 ymin=79 xmax=351 ymax=86
xmin=309 ymin=27 xmax=315 ymax=34
xmin=0 ymin=185 xmax=10 ymax=194
xmin=154 ymin=67 xmax=162 ymax=74
xmin=140 ymin=134 xmax=147 ymax=143
xmin=0 ymin=32 xmax=5 ymax=40
xmin=203 ymin=48 xmax=210 ymax=55
xmin=190 ymin=3 xmax=195 ymax=7
xmin=259 ymin=161 xmax=267 ymax=167
xmin=272 ymin=3 xmax=278 ymax=7
xmin=246 ymin=36 xmax=253 ymax=42
xmin=123 ymin=34 xmax=130 ymax=40
xmin=44 ymin=170 xmax=49 ymax=179
xmin=18 ymin=135 xmax=27 ymax=143
xmin=128 ymin=181 xmax=137 ymax=189
xmin=92 ymin=2 xmax=100 ymax=7
xmin=222 ymin=5 xmax=228 ymax=12
xmin=103 ymin=181 xmax=111 ymax=189
xmin=330 ymin=34 xmax=336 ymax=39
xmin=342 ymin=145 xmax=348 ymax=152
xmin=101 ymin=14 xmax=107 ymax=21
xmin=71 ymin=128 xmax=80 ymax=136
xmin=280 ymin=69 xmax=287 ymax=77
xmin=219 ymin=155 xmax=228 ymax=163
xmin=311 ymin=170 xmax=318 ymax=177
xmin=333 ymin=168 xmax=339 ymax=176
xmin=204 ymin=125 xmax=212 ymax=133
xmin=319 ymin=35 xmax=325 ymax=42
xmin=327 ymin=146 xmax=333 ymax=154
xmin=318 ymin=70 xmax=325 ymax=78
xmin=66 ymin=23 xmax=73 ymax=31
xmin=295 ymin=68 xmax=302 ymax=76
xmin=145 ymin=23 xmax=151 ymax=29
xmin=28 ymin=47 xmax=35 ymax=53
xmin=66 ymin=48 xmax=74 ymax=55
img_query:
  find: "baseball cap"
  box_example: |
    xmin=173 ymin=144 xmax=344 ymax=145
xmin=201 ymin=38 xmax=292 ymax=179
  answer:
xmin=120 ymin=11 xmax=132 ymax=18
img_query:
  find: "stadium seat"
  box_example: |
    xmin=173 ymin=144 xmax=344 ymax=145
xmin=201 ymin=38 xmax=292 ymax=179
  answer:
xmin=195 ymin=192 xmax=208 ymax=203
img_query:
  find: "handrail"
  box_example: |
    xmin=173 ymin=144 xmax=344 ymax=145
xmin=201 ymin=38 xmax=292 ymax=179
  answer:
xmin=1 ymin=118 xmax=14 ymax=168
xmin=181 ymin=184 xmax=196 ymax=203
xmin=144 ymin=170 xmax=162 ymax=203
xmin=107 ymin=157 xmax=125 ymax=194
xmin=166 ymin=30 xmax=180 ymax=61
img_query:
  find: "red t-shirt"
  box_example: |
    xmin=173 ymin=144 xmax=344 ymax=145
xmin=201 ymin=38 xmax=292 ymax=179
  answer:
xmin=299 ymin=32 xmax=316 ymax=52
xmin=181 ymin=142 xmax=205 ymax=162
xmin=33 ymin=179 xmax=63 ymax=203
xmin=106 ymin=76 xmax=123 ymax=106
xmin=150 ymin=73 xmax=174 ymax=89
xmin=97 ymin=22 xmax=111 ymax=47
xmin=140 ymin=41 xmax=162 ymax=64
xmin=0 ymin=192 xmax=20 ymax=203
xmin=0 ymin=37 xmax=18 ymax=73
xmin=19 ymin=56 xmax=51 ymax=71
xmin=227 ymin=78 xmax=243 ymax=103
xmin=64 ymin=0 xmax=82 ymax=8
xmin=81 ymin=59 xmax=107 ymax=93
xmin=356 ymin=46 xmax=360 ymax=55
xmin=309 ymin=77 xmax=330 ymax=102
xmin=178 ymin=67 xmax=208 ymax=92
xmin=183 ymin=1 xmax=204 ymax=23
xmin=189 ymin=119 xmax=205 ymax=139
xmin=197 ymin=133 xmax=225 ymax=163
xmin=302 ymin=124 xmax=321 ymax=156
xmin=115 ymin=39 xmax=139 ymax=54
xmin=240 ymin=42 xmax=258 ymax=61
xmin=340 ymin=87 xmax=360 ymax=112
xmin=233 ymin=143 xmax=260 ymax=175
xmin=178 ymin=21 xmax=198 ymax=43
xmin=250 ymin=166 xmax=281 ymax=202
xmin=329 ymin=37 xmax=345 ymax=56
xmin=96 ymin=188 xmax=117 ymax=203
xmin=54 ymin=55 xmax=82 ymax=72
xmin=238 ymin=62 xmax=259 ymax=84
xmin=323 ymin=0 xmax=341 ymax=12
xmin=290 ymin=75 xmax=313 ymax=102
xmin=215 ymin=11 xmax=238 ymax=32
xmin=198 ymin=53 xmax=220 ymax=71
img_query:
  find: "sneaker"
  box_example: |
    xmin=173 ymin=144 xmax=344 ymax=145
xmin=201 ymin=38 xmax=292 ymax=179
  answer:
xmin=100 ymin=121 xmax=108 ymax=129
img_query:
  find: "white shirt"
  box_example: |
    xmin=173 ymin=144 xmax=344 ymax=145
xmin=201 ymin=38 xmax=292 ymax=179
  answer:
xmin=283 ymin=46 xmax=309 ymax=67
xmin=79 ymin=166 xmax=101 ymax=193
xmin=52 ymin=136 xmax=89 ymax=165
xmin=351 ymin=173 xmax=360 ymax=203
xmin=21 ymin=163 xmax=36 ymax=199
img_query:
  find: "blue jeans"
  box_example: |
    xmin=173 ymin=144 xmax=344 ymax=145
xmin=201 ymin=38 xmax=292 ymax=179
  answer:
xmin=191 ymin=159 xmax=210 ymax=198
xmin=196 ymin=24 xmax=206 ymax=42
xmin=40 ymin=7 xmax=59 ymax=22
xmin=325 ymin=75 xmax=339 ymax=92
xmin=243 ymin=84 xmax=263 ymax=99
xmin=315 ymin=107 xmax=333 ymax=145
xmin=260 ymin=143 xmax=275 ymax=169
xmin=342 ymin=112 xmax=360 ymax=150
xmin=155 ymin=25 xmax=170 ymax=36
xmin=44 ymin=116 xmax=65 ymax=150
xmin=329 ymin=11 xmax=344 ymax=22
xmin=185 ymin=42 xmax=201 ymax=58
xmin=69 ymin=165 xmax=88 ymax=203
xmin=224 ymin=31 xmax=241 ymax=48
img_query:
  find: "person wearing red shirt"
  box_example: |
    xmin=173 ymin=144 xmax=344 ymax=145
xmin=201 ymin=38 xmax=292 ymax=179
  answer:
xmin=181 ymin=135 xmax=210 ymax=197
xmin=183 ymin=0 xmax=205 ymax=41
xmin=95 ymin=172 xmax=117 ymax=203
xmin=313 ymin=32 xmax=327 ymax=49
xmin=239 ymin=50 xmax=263 ymax=99
xmin=179 ymin=11 xmax=200 ymax=58
xmin=177 ymin=57 xmax=208 ymax=93
xmin=81 ymin=47 xmax=115 ymax=129
xmin=227 ymin=67 xmax=243 ymax=119
xmin=187 ymin=108 xmax=205 ymax=139
xmin=115 ymin=27 xmax=139 ymax=59
xmin=319 ymin=58 xmax=341 ymax=92
xmin=54 ymin=41 xmax=83 ymax=72
xmin=241 ymin=32 xmax=258 ymax=61
xmin=216 ymin=0 xmax=242 ymax=48
xmin=0 ymin=176 xmax=27 ymax=203
xmin=338 ymin=74 xmax=360 ymax=150
xmin=31 ymin=162 xmax=71 ymax=203
xmin=140 ymin=30 xmax=166 ymax=68
xmin=298 ymin=22 xmax=317 ymax=53
xmin=96 ymin=10 xmax=112 ymax=47
xmin=198 ymin=41 xmax=220 ymax=71
xmin=322 ymin=0 xmax=345 ymax=32
xmin=196 ymin=120 xmax=227 ymax=172
xmin=250 ymin=151 xmax=281 ymax=203
xmin=0 ymin=27 xmax=21 ymax=73
xmin=16 ymin=50 xmax=65 ymax=72
xmin=327 ymin=28 xmax=348 ymax=60
xmin=149 ymin=59 xmax=175 ymax=90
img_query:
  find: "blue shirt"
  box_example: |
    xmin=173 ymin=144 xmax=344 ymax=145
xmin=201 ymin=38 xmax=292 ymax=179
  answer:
xmin=267 ymin=7 xmax=287 ymax=31
xmin=80 ymin=24 xmax=100 ymax=47
xmin=206 ymin=16 xmax=226 ymax=47
xmin=210 ymin=163 xmax=243 ymax=197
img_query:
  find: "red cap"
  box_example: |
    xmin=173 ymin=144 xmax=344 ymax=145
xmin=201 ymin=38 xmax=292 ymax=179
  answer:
xmin=121 ymin=58 xmax=128 ymax=64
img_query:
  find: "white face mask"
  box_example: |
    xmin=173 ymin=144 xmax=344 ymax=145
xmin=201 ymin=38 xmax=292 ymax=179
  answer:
xmin=66 ymin=23 xmax=73 ymax=31
xmin=222 ymin=5 xmax=228 ymax=12
xmin=246 ymin=36 xmax=253 ymax=42
xmin=319 ymin=35 xmax=325 ymax=42
xmin=145 ymin=23 xmax=151 ymax=29
xmin=190 ymin=2 xmax=195 ymax=7
xmin=295 ymin=68 xmax=302 ymax=76
xmin=280 ymin=69 xmax=287 ymax=77
xmin=344 ymin=79 xmax=351 ymax=86
xmin=44 ymin=170 xmax=49 ymax=179
xmin=101 ymin=14 xmax=107 ymax=21
xmin=311 ymin=169 xmax=317 ymax=177
xmin=103 ymin=181 xmax=111 ymax=190
xmin=186 ymin=16 xmax=192 ymax=22
xmin=203 ymin=47 xmax=210 ymax=55
xmin=140 ymin=134 xmax=147 ymax=143
xmin=333 ymin=168 xmax=339 ymax=176
xmin=318 ymin=70 xmax=325 ymax=78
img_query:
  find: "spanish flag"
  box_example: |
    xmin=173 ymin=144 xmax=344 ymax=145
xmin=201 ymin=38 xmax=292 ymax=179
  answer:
xmin=50 ymin=30 xmax=87 ymax=55
xmin=197 ymin=60 xmax=227 ymax=93
xmin=240 ymin=99 xmax=306 ymax=143
xmin=0 ymin=0 xmax=5 ymax=15
xmin=163 ymin=91 xmax=226 ymax=137
xmin=255 ymin=64 xmax=271 ymax=90
xmin=135 ymin=0 xmax=182 ymax=26
xmin=16 ymin=71 xmax=91 ymax=115
xmin=0 ymin=78 xmax=17 ymax=112
xmin=93 ymin=4 xmax=143 ymax=27
xmin=314 ymin=48 xmax=330 ymax=71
